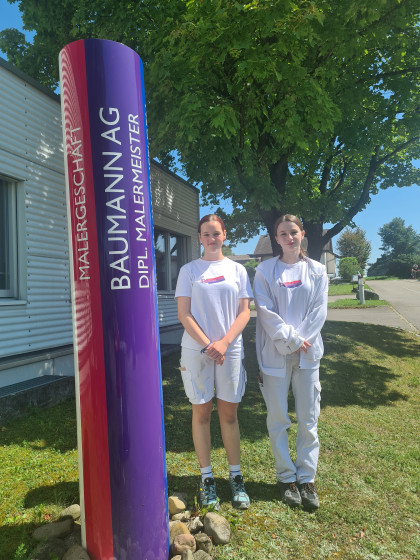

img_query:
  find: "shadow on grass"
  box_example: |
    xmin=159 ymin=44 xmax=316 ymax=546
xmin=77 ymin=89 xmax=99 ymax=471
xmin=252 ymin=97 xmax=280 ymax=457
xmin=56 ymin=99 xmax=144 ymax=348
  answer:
xmin=0 ymin=523 xmax=37 ymax=560
xmin=24 ymin=481 xmax=79 ymax=509
xmin=320 ymin=321 xmax=412 ymax=409
xmin=0 ymin=399 xmax=77 ymax=452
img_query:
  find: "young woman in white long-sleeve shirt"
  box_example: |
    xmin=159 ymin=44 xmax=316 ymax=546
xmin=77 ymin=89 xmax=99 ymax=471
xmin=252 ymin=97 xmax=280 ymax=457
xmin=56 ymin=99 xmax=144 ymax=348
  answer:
xmin=253 ymin=214 xmax=328 ymax=510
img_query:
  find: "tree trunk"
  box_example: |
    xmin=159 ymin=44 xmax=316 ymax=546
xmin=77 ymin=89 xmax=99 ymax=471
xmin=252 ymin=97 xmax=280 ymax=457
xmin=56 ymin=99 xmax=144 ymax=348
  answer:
xmin=259 ymin=208 xmax=282 ymax=257
xmin=302 ymin=221 xmax=325 ymax=262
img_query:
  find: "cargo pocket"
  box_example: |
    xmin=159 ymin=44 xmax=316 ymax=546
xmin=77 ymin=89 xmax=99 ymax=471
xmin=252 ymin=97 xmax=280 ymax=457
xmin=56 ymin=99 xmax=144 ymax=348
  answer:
xmin=314 ymin=381 xmax=322 ymax=420
xmin=180 ymin=358 xmax=196 ymax=403
xmin=239 ymin=363 xmax=247 ymax=399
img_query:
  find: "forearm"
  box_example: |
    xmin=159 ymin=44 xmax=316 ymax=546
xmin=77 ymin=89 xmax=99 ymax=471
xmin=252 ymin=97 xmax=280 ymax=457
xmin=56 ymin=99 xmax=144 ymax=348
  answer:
xmin=179 ymin=313 xmax=210 ymax=347
xmin=221 ymin=308 xmax=250 ymax=346
xmin=207 ymin=303 xmax=250 ymax=358
xmin=254 ymin=270 xmax=300 ymax=346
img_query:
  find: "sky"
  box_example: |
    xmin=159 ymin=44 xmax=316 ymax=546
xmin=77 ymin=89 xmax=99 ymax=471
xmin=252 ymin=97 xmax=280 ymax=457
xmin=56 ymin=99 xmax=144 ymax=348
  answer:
xmin=1 ymin=0 xmax=419 ymax=265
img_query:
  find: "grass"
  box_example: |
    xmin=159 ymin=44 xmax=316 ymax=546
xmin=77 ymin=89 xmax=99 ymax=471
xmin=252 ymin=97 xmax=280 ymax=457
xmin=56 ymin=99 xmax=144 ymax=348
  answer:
xmin=1 ymin=319 xmax=419 ymax=559
xmin=328 ymin=299 xmax=388 ymax=309
xmin=328 ymin=282 xmax=356 ymax=296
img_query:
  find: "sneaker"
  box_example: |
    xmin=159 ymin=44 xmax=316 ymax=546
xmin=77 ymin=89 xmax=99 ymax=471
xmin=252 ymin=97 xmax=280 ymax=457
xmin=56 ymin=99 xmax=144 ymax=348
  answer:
xmin=199 ymin=477 xmax=220 ymax=510
xmin=277 ymin=481 xmax=302 ymax=507
xmin=298 ymin=482 xmax=320 ymax=511
xmin=229 ymin=475 xmax=250 ymax=509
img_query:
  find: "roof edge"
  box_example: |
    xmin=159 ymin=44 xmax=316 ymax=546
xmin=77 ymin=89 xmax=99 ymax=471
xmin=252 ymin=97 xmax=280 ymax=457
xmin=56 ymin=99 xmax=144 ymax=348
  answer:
xmin=0 ymin=56 xmax=60 ymax=102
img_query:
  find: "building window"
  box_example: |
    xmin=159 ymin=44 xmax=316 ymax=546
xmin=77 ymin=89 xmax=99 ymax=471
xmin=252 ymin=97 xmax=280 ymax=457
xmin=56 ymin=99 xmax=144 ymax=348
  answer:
xmin=0 ymin=178 xmax=18 ymax=298
xmin=153 ymin=229 xmax=187 ymax=291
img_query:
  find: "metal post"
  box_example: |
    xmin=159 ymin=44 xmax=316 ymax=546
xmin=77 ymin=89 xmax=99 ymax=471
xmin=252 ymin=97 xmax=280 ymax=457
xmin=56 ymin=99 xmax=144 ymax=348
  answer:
xmin=358 ymin=276 xmax=365 ymax=304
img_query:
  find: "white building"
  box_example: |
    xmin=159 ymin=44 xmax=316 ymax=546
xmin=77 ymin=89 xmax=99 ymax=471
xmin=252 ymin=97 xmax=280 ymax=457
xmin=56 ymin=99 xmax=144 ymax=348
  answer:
xmin=0 ymin=57 xmax=199 ymax=393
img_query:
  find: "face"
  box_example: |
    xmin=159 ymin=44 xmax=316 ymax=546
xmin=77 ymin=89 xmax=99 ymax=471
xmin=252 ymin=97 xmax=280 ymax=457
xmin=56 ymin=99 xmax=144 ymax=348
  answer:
xmin=199 ymin=220 xmax=226 ymax=256
xmin=275 ymin=221 xmax=305 ymax=255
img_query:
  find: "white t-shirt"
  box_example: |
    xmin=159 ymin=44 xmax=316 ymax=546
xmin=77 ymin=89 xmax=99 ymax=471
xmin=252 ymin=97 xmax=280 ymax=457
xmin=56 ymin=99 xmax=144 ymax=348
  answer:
xmin=273 ymin=259 xmax=313 ymax=328
xmin=175 ymin=258 xmax=253 ymax=355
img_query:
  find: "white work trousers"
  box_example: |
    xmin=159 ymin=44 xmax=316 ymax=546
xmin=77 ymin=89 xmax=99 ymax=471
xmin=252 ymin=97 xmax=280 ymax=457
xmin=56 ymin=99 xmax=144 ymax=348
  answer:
xmin=260 ymin=354 xmax=321 ymax=484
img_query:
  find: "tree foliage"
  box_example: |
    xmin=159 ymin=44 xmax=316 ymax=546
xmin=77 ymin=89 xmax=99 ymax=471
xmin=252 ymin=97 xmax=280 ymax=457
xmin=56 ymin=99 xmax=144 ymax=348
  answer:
xmin=336 ymin=227 xmax=371 ymax=273
xmin=1 ymin=0 xmax=419 ymax=259
xmin=368 ymin=217 xmax=420 ymax=277
xmin=243 ymin=258 xmax=259 ymax=284
xmin=378 ymin=217 xmax=420 ymax=256
xmin=338 ymin=257 xmax=360 ymax=281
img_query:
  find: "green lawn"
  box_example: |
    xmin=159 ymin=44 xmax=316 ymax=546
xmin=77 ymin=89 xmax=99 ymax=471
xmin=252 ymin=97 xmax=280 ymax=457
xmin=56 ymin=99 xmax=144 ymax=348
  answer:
xmin=328 ymin=299 xmax=388 ymax=309
xmin=1 ymin=319 xmax=419 ymax=559
xmin=328 ymin=282 xmax=356 ymax=296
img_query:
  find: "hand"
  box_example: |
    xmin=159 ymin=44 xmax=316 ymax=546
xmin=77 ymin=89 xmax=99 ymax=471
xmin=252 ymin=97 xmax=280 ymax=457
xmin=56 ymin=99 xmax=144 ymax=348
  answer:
xmin=215 ymin=355 xmax=225 ymax=366
xmin=294 ymin=340 xmax=311 ymax=354
xmin=206 ymin=339 xmax=229 ymax=361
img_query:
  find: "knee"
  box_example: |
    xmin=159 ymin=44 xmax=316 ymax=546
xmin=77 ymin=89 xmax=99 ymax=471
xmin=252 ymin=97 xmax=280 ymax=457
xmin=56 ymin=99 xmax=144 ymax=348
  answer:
xmin=192 ymin=403 xmax=212 ymax=425
xmin=217 ymin=405 xmax=238 ymax=425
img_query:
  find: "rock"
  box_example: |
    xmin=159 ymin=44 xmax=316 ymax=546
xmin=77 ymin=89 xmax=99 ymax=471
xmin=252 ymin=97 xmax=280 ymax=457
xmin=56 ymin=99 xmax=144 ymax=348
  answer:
xmin=33 ymin=518 xmax=74 ymax=541
xmin=29 ymin=538 xmax=67 ymax=560
xmin=173 ymin=492 xmax=188 ymax=505
xmin=172 ymin=556 xmax=182 ymax=560
xmin=193 ymin=550 xmax=212 ymax=560
xmin=365 ymin=290 xmax=379 ymax=300
xmin=172 ymin=510 xmax=191 ymax=521
xmin=169 ymin=520 xmax=181 ymax=531
xmin=63 ymin=524 xmax=82 ymax=548
xmin=194 ymin=532 xmax=212 ymax=554
xmin=59 ymin=504 xmax=81 ymax=521
xmin=170 ymin=521 xmax=190 ymax=541
xmin=169 ymin=495 xmax=187 ymax=515
xmin=62 ymin=545 xmax=90 ymax=560
xmin=181 ymin=550 xmax=194 ymax=560
xmin=172 ymin=533 xmax=196 ymax=556
xmin=356 ymin=289 xmax=379 ymax=300
xmin=187 ymin=517 xmax=204 ymax=533
xmin=204 ymin=512 xmax=231 ymax=545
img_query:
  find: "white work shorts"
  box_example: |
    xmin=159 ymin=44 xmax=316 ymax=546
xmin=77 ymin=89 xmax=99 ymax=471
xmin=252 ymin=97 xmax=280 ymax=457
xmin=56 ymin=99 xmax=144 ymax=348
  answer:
xmin=180 ymin=347 xmax=247 ymax=405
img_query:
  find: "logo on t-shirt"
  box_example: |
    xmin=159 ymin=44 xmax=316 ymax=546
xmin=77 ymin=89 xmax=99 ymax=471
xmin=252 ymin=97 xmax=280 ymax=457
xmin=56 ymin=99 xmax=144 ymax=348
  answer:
xmin=279 ymin=279 xmax=302 ymax=288
xmin=202 ymin=275 xmax=226 ymax=284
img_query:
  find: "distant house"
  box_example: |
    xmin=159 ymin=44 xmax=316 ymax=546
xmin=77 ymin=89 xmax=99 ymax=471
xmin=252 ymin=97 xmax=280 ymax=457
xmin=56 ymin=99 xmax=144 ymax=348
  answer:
xmin=0 ymin=57 xmax=199 ymax=392
xmin=227 ymin=254 xmax=259 ymax=266
xmin=253 ymin=232 xmax=337 ymax=276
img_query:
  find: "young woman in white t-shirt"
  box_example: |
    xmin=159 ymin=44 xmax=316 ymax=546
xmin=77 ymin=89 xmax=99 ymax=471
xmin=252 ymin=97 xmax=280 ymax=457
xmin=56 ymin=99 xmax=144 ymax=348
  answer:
xmin=175 ymin=214 xmax=253 ymax=510
xmin=253 ymin=214 xmax=328 ymax=511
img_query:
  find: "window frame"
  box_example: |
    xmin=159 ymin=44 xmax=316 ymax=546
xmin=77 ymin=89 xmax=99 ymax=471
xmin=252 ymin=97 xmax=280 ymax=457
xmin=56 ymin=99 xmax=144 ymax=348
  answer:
xmin=153 ymin=228 xmax=187 ymax=293
xmin=0 ymin=177 xmax=19 ymax=299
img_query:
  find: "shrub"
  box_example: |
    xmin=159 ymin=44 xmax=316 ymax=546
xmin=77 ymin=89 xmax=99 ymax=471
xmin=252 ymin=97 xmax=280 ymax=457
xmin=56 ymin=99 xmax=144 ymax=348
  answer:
xmin=338 ymin=257 xmax=359 ymax=281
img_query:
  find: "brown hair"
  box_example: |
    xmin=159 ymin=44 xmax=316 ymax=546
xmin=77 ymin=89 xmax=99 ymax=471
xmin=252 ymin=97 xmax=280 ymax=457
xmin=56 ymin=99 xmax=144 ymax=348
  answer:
xmin=274 ymin=214 xmax=307 ymax=260
xmin=198 ymin=214 xmax=226 ymax=233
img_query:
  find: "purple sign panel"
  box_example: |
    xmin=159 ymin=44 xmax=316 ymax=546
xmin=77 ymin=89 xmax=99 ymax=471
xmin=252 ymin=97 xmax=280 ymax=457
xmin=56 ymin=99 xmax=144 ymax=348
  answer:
xmin=60 ymin=39 xmax=169 ymax=559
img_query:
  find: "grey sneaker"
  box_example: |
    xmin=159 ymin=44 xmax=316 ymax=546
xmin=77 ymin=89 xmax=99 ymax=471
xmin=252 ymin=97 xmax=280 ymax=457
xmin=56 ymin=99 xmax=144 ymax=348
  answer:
xmin=298 ymin=482 xmax=320 ymax=511
xmin=277 ymin=481 xmax=302 ymax=507
xmin=229 ymin=475 xmax=250 ymax=509
xmin=198 ymin=477 xmax=220 ymax=510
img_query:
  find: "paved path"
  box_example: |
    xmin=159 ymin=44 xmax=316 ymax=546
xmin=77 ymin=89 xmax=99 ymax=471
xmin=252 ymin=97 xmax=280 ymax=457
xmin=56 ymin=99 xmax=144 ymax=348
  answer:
xmin=327 ymin=279 xmax=420 ymax=334
xmin=367 ymin=279 xmax=420 ymax=332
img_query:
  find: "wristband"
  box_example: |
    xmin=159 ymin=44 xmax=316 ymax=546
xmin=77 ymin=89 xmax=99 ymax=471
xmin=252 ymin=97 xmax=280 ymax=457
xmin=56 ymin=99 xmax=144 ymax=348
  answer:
xmin=200 ymin=343 xmax=210 ymax=354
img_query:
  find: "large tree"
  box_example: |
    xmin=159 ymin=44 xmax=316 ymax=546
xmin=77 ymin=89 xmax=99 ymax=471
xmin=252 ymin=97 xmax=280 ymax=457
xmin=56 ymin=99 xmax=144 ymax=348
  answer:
xmin=378 ymin=217 xmax=420 ymax=256
xmin=336 ymin=227 xmax=371 ymax=273
xmin=368 ymin=217 xmax=420 ymax=276
xmin=2 ymin=0 xmax=419 ymax=259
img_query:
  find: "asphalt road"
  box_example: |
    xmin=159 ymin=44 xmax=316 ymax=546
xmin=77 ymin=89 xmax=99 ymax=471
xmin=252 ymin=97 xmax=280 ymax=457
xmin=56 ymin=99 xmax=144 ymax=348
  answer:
xmin=366 ymin=279 xmax=420 ymax=332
